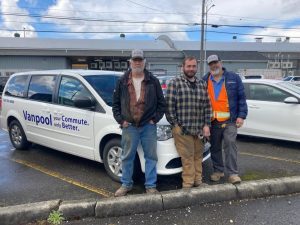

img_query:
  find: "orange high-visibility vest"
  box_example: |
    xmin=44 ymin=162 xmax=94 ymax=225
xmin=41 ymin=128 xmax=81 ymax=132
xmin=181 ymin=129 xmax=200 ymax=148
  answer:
xmin=207 ymin=75 xmax=230 ymax=121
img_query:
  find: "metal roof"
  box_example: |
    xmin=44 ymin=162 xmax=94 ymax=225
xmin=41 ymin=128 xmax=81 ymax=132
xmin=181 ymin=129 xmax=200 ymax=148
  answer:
xmin=175 ymin=41 xmax=300 ymax=53
xmin=184 ymin=50 xmax=268 ymax=61
xmin=0 ymin=37 xmax=171 ymax=51
xmin=0 ymin=37 xmax=300 ymax=53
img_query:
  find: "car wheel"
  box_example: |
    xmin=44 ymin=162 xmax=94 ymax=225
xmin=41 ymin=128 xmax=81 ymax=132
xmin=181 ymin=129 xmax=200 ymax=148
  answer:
xmin=103 ymin=138 xmax=142 ymax=183
xmin=9 ymin=120 xmax=31 ymax=150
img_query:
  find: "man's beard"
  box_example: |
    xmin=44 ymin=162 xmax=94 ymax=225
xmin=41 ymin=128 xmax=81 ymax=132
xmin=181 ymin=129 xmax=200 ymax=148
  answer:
xmin=131 ymin=67 xmax=144 ymax=73
xmin=183 ymin=70 xmax=196 ymax=78
xmin=211 ymin=68 xmax=220 ymax=76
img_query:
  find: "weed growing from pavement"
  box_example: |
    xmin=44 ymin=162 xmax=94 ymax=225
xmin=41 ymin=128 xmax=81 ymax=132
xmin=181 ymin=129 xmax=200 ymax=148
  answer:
xmin=47 ymin=210 xmax=65 ymax=225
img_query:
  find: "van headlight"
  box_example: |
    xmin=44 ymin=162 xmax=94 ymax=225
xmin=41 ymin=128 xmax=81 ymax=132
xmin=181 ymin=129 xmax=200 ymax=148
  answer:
xmin=157 ymin=125 xmax=173 ymax=141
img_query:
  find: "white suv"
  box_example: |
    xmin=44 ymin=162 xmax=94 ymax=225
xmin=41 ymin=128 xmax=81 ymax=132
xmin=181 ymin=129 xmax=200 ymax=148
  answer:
xmin=0 ymin=70 xmax=210 ymax=181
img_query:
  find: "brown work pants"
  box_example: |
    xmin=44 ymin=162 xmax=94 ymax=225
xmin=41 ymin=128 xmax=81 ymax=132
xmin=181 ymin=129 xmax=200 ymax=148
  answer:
xmin=172 ymin=126 xmax=204 ymax=188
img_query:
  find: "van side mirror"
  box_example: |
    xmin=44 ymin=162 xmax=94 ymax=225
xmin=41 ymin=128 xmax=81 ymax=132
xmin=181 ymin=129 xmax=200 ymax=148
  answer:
xmin=284 ymin=97 xmax=299 ymax=104
xmin=74 ymin=96 xmax=96 ymax=109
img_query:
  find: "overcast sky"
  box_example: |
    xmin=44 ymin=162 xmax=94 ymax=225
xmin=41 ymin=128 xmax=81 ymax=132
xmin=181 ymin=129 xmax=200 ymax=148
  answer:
xmin=0 ymin=0 xmax=300 ymax=42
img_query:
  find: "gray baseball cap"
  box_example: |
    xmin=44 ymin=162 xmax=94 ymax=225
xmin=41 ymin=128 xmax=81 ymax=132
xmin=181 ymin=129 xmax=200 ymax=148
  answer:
xmin=131 ymin=49 xmax=144 ymax=60
xmin=207 ymin=54 xmax=221 ymax=64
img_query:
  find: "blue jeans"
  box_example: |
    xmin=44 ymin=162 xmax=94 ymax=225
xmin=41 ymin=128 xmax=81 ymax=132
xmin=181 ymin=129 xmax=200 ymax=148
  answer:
xmin=121 ymin=123 xmax=158 ymax=189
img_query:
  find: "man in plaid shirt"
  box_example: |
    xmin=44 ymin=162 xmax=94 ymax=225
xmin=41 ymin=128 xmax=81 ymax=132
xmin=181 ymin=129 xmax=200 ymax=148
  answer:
xmin=166 ymin=56 xmax=212 ymax=188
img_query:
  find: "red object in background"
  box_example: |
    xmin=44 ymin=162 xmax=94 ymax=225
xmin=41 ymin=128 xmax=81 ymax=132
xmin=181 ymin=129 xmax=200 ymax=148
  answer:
xmin=161 ymin=83 xmax=167 ymax=89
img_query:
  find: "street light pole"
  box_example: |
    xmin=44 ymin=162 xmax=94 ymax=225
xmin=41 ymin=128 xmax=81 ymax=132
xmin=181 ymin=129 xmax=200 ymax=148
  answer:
xmin=199 ymin=0 xmax=206 ymax=78
xmin=204 ymin=3 xmax=215 ymax=75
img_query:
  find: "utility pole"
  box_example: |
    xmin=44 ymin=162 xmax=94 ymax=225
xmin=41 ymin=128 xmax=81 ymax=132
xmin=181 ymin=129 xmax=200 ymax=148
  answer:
xmin=199 ymin=0 xmax=206 ymax=77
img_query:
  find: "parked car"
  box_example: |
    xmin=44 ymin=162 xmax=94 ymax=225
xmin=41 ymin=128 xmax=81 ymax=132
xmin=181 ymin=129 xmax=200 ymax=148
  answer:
xmin=244 ymin=75 xmax=264 ymax=79
xmin=239 ymin=79 xmax=300 ymax=142
xmin=0 ymin=70 xmax=210 ymax=182
xmin=156 ymin=75 xmax=175 ymax=95
xmin=0 ymin=76 xmax=9 ymax=97
xmin=283 ymin=76 xmax=300 ymax=82
xmin=0 ymin=77 xmax=9 ymax=115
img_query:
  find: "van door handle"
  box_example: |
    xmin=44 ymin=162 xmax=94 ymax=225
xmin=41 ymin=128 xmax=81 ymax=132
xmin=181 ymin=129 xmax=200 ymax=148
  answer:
xmin=249 ymin=104 xmax=260 ymax=109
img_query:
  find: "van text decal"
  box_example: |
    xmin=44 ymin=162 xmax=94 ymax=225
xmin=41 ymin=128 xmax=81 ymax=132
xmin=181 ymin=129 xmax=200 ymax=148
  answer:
xmin=23 ymin=110 xmax=53 ymax=126
xmin=23 ymin=110 xmax=89 ymax=132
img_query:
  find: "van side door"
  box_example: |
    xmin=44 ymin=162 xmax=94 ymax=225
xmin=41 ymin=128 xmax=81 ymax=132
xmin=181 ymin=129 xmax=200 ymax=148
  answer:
xmin=50 ymin=75 xmax=95 ymax=159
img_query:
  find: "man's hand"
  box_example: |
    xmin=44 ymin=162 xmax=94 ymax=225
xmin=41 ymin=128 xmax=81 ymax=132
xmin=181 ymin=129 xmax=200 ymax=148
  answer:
xmin=203 ymin=125 xmax=210 ymax=138
xmin=173 ymin=124 xmax=182 ymax=135
xmin=236 ymin=118 xmax=244 ymax=128
xmin=122 ymin=121 xmax=130 ymax=128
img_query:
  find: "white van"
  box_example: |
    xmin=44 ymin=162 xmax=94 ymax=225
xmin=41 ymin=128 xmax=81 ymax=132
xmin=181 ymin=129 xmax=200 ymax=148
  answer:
xmin=0 ymin=70 xmax=210 ymax=181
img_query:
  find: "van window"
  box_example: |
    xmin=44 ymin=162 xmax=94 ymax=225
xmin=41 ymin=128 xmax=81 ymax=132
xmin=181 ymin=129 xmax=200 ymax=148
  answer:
xmin=58 ymin=76 xmax=93 ymax=108
xmin=4 ymin=75 xmax=28 ymax=97
xmin=84 ymin=75 xmax=119 ymax=106
xmin=28 ymin=75 xmax=56 ymax=103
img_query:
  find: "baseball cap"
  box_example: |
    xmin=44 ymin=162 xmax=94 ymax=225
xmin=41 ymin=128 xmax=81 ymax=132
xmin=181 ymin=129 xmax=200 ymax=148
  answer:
xmin=131 ymin=49 xmax=144 ymax=60
xmin=207 ymin=54 xmax=221 ymax=64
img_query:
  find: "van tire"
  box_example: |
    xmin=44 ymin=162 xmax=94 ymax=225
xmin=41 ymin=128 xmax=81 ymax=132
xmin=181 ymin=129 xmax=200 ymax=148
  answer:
xmin=103 ymin=138 xmax=142 ymax=183
xmin=8 ymin=120 xmax=31 ymax=150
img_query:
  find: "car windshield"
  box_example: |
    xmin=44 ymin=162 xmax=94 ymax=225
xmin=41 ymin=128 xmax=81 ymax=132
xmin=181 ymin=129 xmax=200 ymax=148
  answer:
xmin=84 ymin=74 xmax=120 ymax=107
xmin=277 ymin=82 xmax=300 ymax=95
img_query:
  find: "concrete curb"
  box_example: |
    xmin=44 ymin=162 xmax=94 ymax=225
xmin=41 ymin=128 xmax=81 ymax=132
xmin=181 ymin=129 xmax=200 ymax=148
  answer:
xmin=1 ymin=176 xmax=300 ymax=225
xmin=0 ymin=200 xmax=60 ymax=225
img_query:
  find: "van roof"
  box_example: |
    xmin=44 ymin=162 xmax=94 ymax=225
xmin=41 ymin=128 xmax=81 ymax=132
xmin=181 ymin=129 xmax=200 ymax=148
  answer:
xmin=11 ymin=69 xmax=124 ymax=77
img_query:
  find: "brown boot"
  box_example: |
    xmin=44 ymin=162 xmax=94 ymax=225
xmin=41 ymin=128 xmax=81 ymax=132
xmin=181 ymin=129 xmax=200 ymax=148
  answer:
xmin=210 ymin=172 xmax=225 ymax=182
xmin=228 ymin=175 xmax=242 ymax=184
xmin=182 ymin=183 xmax=193 ymax=189
xmin=194 ymin=180 xmax=208 ymax=187
xmin=146 ymin=188 xmax=159 ymax=194
xmin=114 ymin=186 xmax=132 ymax=197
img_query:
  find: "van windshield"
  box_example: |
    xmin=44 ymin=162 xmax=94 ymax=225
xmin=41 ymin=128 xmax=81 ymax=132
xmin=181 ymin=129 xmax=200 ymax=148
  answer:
xmin=84 ymin=75 xmax=120 ymax=107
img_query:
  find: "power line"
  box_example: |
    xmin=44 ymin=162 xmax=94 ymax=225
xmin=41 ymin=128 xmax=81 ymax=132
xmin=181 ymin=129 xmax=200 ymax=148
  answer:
xmin=2 ymin=11 xmax=300 ymax=32
xmin=209 ymin=13 xmax=296 ymax=24
xmin=2 ymin=3 xmax=298 ymax=24
xmin=0 ymin=3 xmax=199 ymax=15
xmin=123 ymin=0 xmax=165 ymax=13
xmin=0 ymin=19 xmax=172 ymax=27
xmin=4 ymin=28 xmax=300 ymax=38
xmin=206 ymin=23 xmax=300 ymax=31
xmin=0 ymin=12 xmax=196 ymax=25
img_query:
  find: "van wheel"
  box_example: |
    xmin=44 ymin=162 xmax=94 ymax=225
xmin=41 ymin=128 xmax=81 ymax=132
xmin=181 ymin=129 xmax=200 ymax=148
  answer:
xmin=103 ymin=138 xmax=142 ymax=183
xmin=9 ymin=120 xmax=31 ymax=150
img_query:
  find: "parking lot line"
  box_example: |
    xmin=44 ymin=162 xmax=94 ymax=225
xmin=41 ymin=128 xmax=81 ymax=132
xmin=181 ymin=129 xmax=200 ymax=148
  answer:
xmin=11 ymin=158 xmax=114 ymax=198
xmin=239 ymin=152 xmax=300 ymax=164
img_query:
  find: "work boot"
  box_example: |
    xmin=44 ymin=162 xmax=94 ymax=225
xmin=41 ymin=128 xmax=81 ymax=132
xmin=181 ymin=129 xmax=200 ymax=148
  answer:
xmin=114 ymin=186 xmax=132 ymax=197
xmin=228 ymin=175 xmax=242 ymax=184
xmin=194 ymin=180 xmax=208 ymax=187
xmin=182 ymin=183 xmax=193 ymax=189
xmin=210 ymin=172 xmax=225 ymax=182
xmin=146 ymin=188 xmax=159 ymax=194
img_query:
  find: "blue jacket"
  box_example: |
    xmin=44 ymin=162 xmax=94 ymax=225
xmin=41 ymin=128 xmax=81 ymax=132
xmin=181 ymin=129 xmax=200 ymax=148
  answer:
xmin=202 ymin=68 xmax=248 ymax=122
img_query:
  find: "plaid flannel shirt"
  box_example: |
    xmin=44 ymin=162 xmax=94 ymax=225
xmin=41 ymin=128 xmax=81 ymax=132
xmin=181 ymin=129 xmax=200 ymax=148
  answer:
xmin=165 ymin=75 xmax=212 ymax=136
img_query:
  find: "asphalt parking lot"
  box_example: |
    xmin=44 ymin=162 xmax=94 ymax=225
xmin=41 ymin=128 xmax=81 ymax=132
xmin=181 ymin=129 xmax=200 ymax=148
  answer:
xmin=0 ymin=130 xmax=299 ymax=207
